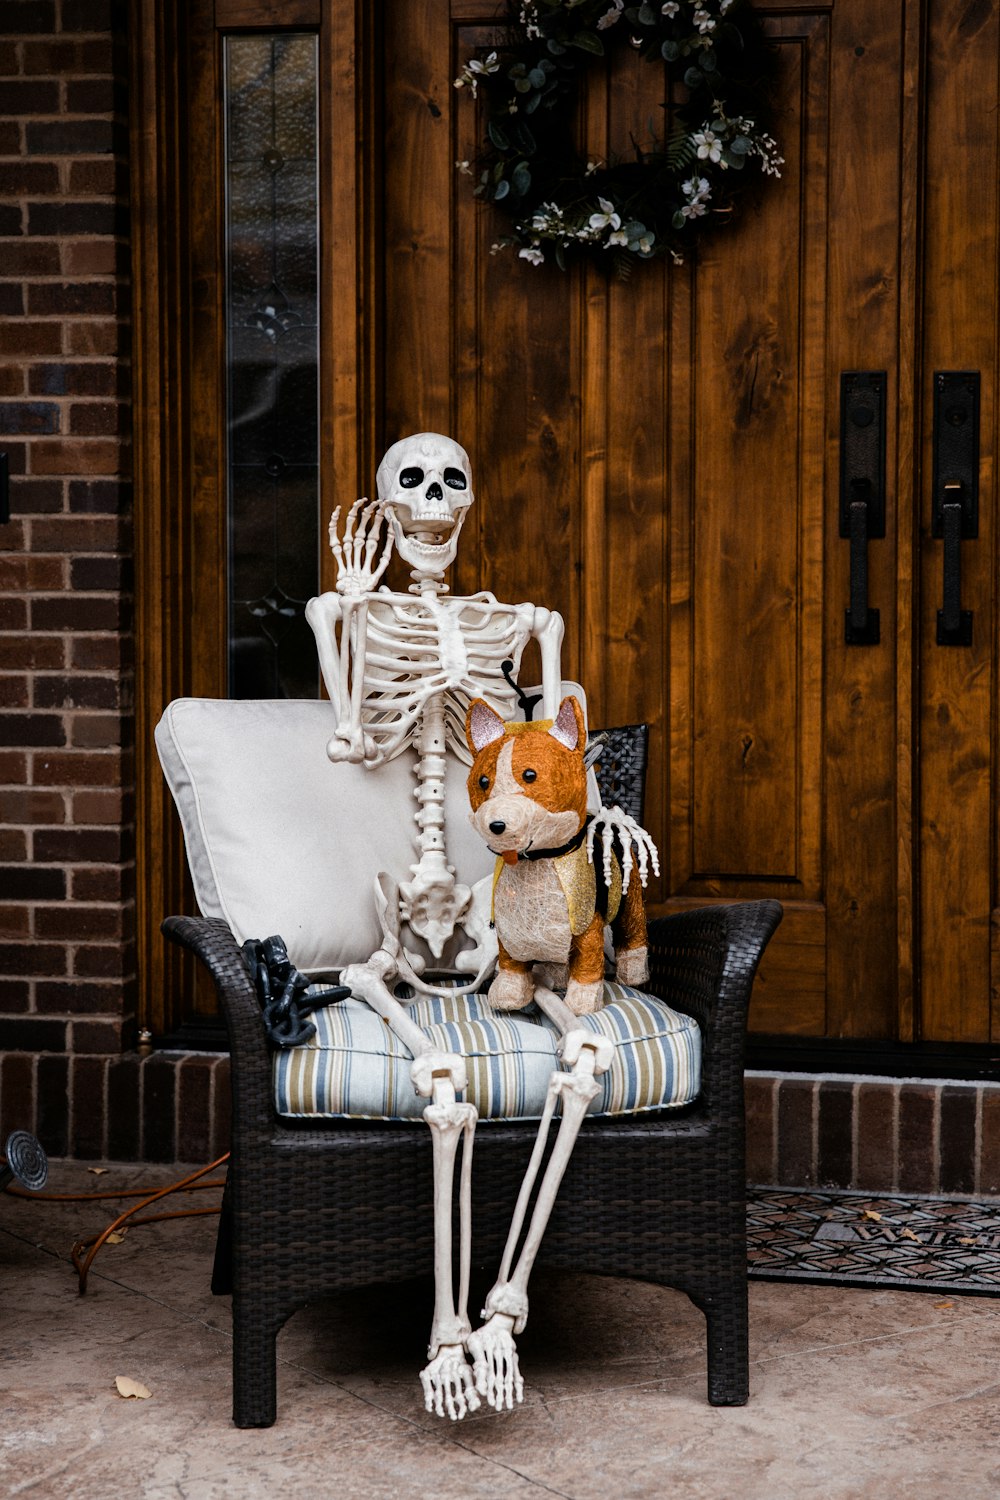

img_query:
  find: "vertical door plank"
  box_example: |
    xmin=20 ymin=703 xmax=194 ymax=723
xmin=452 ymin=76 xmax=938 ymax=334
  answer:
xmin=918 ymin=0 xmax=999 ymax=1042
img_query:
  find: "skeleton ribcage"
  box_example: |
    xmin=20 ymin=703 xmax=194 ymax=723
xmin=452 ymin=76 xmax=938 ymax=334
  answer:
xmin=354 ymin=592 xmax=533 ymax=763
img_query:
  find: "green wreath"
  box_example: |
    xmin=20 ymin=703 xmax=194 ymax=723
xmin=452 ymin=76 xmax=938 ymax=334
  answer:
xmin=455 ymin=0 xmax=783 ymax=273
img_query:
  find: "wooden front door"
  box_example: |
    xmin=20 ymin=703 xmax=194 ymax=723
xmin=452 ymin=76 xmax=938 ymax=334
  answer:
xmin=136 ymin=0 xmax=1000 ymax=1053
xmin=380 ymin=0 xmax=1000 ymax=1050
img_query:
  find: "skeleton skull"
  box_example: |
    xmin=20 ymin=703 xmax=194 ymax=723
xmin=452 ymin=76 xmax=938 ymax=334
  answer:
xmin=377 ymin=433 xmax=474 ymax=577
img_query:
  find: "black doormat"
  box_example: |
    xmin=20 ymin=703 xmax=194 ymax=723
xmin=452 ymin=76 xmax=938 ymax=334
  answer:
xmin=747 ymin=1189 xmax=1000 ymax=1296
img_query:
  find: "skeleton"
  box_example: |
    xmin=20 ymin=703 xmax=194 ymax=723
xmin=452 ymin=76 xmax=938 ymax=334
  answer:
xmin=306 ymin=433 xmax=658 ymax=1420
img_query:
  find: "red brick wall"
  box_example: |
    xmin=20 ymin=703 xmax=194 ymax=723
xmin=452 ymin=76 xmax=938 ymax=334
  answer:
xmin=0 ymin=0 xmax=136 ymax=1152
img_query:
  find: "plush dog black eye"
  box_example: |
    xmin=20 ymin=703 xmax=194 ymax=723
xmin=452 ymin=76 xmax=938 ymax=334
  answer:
xmin=522 ymin=768 xmax=537 ymax=783
xmin=478 ymin=774 xmax=490 ymax=789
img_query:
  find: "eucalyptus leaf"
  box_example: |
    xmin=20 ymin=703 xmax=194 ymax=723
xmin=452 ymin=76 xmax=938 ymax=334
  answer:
xmin=661 ymin=40 xmax=679 ymax=61
xmin=512 ymin=162 xmax=532 ymax=196
xmin=683 ymin=66 xmax=703 ymax=89
xmin=731 ymin=135 xmax=751 ymax=155
xmin=494 ymin=178 xmax=511 ymax=200
xmin=672 ymin=209 xmax=686 ymax=229
xmin=487 ymin=119 xmax=511 ymax=151
xmin=638 ymin=3 xmax=655 ymax=24
xmin=529 ymin=67 xmax=547 ymax=87
xmin=525 ymin=91 xmax=542 ymax=114
xmin=547 ymin=39 xmax=566 ymax=54
xmin=570 ymin=31 xmax=605 ymax=55
xmin=701 ymin=49 xmax=717 ymax=73
xmin=723 ymin=150 xmax=746 ymax=170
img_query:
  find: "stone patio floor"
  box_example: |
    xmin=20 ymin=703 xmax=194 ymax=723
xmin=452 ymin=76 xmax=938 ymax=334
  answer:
xmin=3 ymin=1161 xmax=1000 ymax=1500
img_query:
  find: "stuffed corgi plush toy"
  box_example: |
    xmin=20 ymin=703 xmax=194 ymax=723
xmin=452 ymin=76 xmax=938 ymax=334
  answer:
xmin=466 ymin=695 xmax=650 ymax=1016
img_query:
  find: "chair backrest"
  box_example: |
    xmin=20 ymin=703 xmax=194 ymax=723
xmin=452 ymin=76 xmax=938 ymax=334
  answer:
xmin=155 ymin=687 xmax=591 ymax=974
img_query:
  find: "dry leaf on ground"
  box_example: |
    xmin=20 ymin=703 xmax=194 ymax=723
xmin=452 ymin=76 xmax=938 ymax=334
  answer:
xmin=899 ymin=1228 xmax=920 ymax=1241
xmin=88 ymin=1167 xmax=109 ymax=1176
xmin=958 ymin=1236 xmax=979 ymax=1246
xmin=105 ymin=1229 xmax=129 ymax=1245
xmin=861 ymin=1209 xmax=882 ymax=1222
xmin=115 ymin=1376 xmax=152 ymax=1400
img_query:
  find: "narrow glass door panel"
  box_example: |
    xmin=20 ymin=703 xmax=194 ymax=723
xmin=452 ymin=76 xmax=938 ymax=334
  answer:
xmin=224 ymin=34 xmax=320 ymax=698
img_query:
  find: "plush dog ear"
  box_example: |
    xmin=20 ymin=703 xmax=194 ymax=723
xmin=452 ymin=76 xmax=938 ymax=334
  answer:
xmin=548 ymin=695 xmax=585 ymax=752
xmin=467 ymin=698 xmax=506 ymax=754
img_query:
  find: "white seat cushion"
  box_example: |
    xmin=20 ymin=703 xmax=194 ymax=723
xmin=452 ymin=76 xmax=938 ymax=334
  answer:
xmin=273 ymin=983 xmax=701 ymax=1121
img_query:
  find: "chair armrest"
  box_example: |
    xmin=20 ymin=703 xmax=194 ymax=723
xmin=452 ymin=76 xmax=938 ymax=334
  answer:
xmin=646 ymin=900 xmax=782 ymax=1118
xmin=161 ymin=916 xmax=275 ymax=1141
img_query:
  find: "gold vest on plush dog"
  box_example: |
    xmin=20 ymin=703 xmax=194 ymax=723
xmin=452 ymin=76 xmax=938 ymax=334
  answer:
xmin=465 ymin=696 xmax=649 ymax=1016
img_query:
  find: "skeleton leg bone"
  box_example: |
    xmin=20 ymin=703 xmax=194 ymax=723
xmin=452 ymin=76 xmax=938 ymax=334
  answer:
xmin=469 ymin=990 xmax=612 ymax=1412
xmin=341 ymin=959 xmax=480 ymax=1419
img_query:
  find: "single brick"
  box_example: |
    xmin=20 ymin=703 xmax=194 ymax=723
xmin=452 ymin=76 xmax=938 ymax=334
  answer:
xmin=0 ymin=1053 xmax=34 ymax=1142
xmin=27 ymin=202 xmax=119 ymax=236
xmin=0 ymin=369 xmax=25 ymax=396
xmin=0 ymin=402 xmax=60 ymax=435
xmin=0 ymin=598 xmax=28 ymax=630
xmin=856 ymin=1082 xmax=897 ymax=1192
xmin=0 ymin=674 xmax=28 ymax=707
xmin=34 ymin=827 xmax=127 ymax=862
xmin=31 ymin=596 xmax=123 ymax=631
xmin=0 ymin=749 xmax=29 ymax=782
xmin=0 ymin=941 xmax=67 ymax=976
xmin=0 ymin=830 xmax=28 ymax=859
xmin=6 ymin=478 xmax=63 ymax=514
xmin=67 ymin=320 xmax=129 ymax=356
xmin=0 ymin=160 xmax=60 ymax=194
xmin=72 ymin=1017 xmax=124 ymax=1054
xmin=0 ymin=242 xmax=60 ymax=276
xmin=70 ymin=713 xmax=125 ymax=748
xmin=72 ymin=865 xmax=128 ymax=902
xmin=28 ymin=514 xmax=126 ymax=551
xmin=0 ymin=905 xmax=30 ymax=938
xmin=70 ymin=1055 xmax=106 ymax=1157
xmin=66 ymin=159 xmax=118 ymax=195
xmin=65 ymin=77 xmax=126 ymax=114
xmin=0 ymin=555 xmax=65 ymax=589
xmin=776 ymin=1077 xmax=817 ymax=1187
xmin=31 ymin=750 xmax=125 ymax=787
xmin=0 ymin=1018 xmax=66 ymax=1053
xmin=0 ymin=122 xmax=19 ymax=152
xmin=0 ymin=3 xmax=56 ymax=35
xmin=71 ymin=555 xmax=131 ymax=591
xmin=62 ymin=0 xmax=118 ymax=31
xmin=177 ymin=1055 xmax=215 ymax=1161
xmin=744 ymin=1074 xmax=776 ymax=1185
xmin=0 ymin=788 xmax=66 ymax=823
xmin=36 ymin=904 xmax=125 ymax=940
xmin=34 ymin=979 xmax=123 ymax=1014
xmin=0 ymin=81 xmax=59 ymax=113
xmin=0 ymin=977 xmax=30 ymax=1011
xmin=70 ymin=400 xmax=128 ymax=437
xmin=0 ymin=712 xmax=66 ymax=747
xmin=25 ymin=121 xmax=116 ymax=157
xmin=36 ymin=1054 xmax=69 ymax=1157
xmin=68 ymin=478 xmax=129 ymax=513
xmin=71 ymin=788 xmax=128 ymax=823
xmin=142 ymin=1053 xmax=178 ymax=1163
xmin=29 ymin=438 xmax=122 ymax=476
xmin=0 ymin=283 xmax=25 ymax=318
xmin=62 ymin=240 xmax=123 ymax=276
xmin=28 ymin=284 xmax=116 ymax=318
xmin=0 ymin=206 xmax=24 ymax=235
xmin=33 ymin=675 xmax=121 ymax=711
xmin=817 ymin=1080 xmax=855 ymax=1188
xmin=30 ymin=363 xmax=118 ymax=398
xmin=71 ymin=636 xmax=128 ymax=671
xmin=0 ymin=865 xmax=66 ymax=900
xmin=107 ymin=1054 xmax=141 ymax=1158
xmin=0 ymin=322 xmax=63 ymax=356
xmin=74 ymin=943 xmax=133 ymax=979
xmin=939 ymin=1085 xmax=977 ymax=1195
xmin=22 ymin=38 xmax=113 ymax=73
xmin=898 ymin=1083 xmax=938 ymax=1194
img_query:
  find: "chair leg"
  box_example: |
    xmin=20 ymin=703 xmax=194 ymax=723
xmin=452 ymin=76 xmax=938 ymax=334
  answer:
xmin=211 ymin=1189 xmax=233 ymax=1296
xmin=702 ymin=1282 xmax=749 ymax=1407
xmin=232 ymin=1297 xmax=280 ymax=1428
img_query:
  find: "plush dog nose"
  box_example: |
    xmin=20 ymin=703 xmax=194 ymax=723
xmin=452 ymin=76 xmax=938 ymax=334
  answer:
xmin=489 ymin=820 xmax=506 ymax=835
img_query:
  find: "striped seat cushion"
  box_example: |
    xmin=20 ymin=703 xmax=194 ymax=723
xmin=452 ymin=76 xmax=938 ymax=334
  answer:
xmin=273 ymin=983 xmax=701 ymax=1122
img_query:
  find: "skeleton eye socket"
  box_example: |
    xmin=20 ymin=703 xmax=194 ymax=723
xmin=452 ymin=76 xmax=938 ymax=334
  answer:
xmin=444 ymin=468 xmax=468 ymax=490
xmin=399 ymin=467 xmax=424 ymax=488
xmin=522 ymin=768 xmax=537 ymax=783
xmin=478 ymin=774 xmax=490 ymax=790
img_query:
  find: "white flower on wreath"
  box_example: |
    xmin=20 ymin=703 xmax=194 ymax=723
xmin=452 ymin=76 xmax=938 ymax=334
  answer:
xmin=519 ymin=244 xmax=545 ymax=265
xmin=454 ymin=50 xmax=499 ymax=97
xmin=693 ymin=129 xmax=722 ymax=163
xmin=693 ymin=8 xmax=715 ymax=33
xmin=596 ymin=0 xmax=624 ymax=29
xmin=661 ymin=2 xmax=679 ymax=15
xmin=607 ymin=228 xmax=629 ymax=247
xmin=588 ymin=197 xmax=621 ymax=233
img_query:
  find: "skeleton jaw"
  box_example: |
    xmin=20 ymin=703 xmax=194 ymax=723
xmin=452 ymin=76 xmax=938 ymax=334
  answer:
xmin=386 ymin=503 xmax=469 ymax=577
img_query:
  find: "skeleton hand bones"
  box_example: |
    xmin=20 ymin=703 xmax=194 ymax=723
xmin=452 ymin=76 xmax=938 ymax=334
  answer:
xmin=329 ymin=498 xmax=393 ymax=595
xmin=588 ymin=804 xmax=660 ymax=894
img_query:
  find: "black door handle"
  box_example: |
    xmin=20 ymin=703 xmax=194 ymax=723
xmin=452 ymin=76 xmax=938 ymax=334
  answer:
xmin=840 ymin=373 xmax=885 ymax=645
xmin=933 ymin=372 xmax=978 ymax=648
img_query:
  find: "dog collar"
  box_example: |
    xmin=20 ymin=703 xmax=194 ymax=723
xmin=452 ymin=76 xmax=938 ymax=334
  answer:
xmin=517 ymin=815 xmax=592 ymax=863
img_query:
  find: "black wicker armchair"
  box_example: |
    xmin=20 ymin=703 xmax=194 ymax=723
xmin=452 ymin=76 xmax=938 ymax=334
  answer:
xmin=161 ymin=718 xmax=781 ymax=1428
